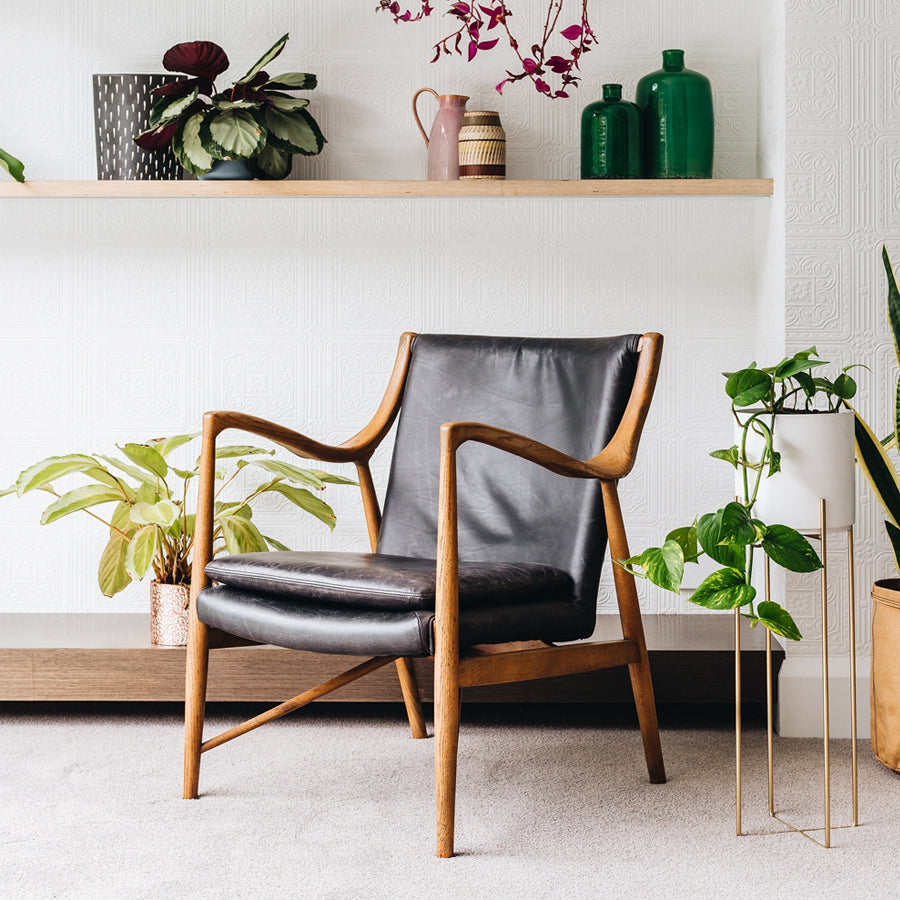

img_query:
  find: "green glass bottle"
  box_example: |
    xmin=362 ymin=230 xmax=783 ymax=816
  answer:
xmin=580 ymin=83 xmax=642 ymax=179
xmin=635 ymin=49 xmax=714 ymax=178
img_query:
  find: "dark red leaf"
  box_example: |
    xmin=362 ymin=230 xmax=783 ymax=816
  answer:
xmin=522 ymin=58 xmax=537 ymax=73
xmin=478 ymin=38 xmax=499 ymax=50
xmin=467 ymin=40 xmax=478 ymax=61
xmin=534 ymin=78 xmax=550 ymax=94
xmin=163 ymin=41 xmax=230 ymax=80
xmin=133 ymin=119 xmax=179 ymax=151
xmin=560 ymin=24 xmax=582 ymax=40
xmin=150 ymin=76 xmax=215 ymax=98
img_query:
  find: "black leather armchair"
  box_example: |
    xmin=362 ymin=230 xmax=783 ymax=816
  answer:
xmin=184 ymin=332 xmax=666 ymax=857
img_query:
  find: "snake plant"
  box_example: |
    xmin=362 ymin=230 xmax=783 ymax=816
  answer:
xmin=854 ymin=245 xmax=900 ymax=575
xmin=0 ymin=146 xmax=24 ymax=182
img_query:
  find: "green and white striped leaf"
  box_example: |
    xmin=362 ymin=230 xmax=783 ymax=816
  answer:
xmin=204 ymin=108 xmax=267 ymax=159
xmin=98 ymin=454 xmax=159 ymax=486
xmin=119 ymin=443 xmax=168 ymax=479
xmin=109 ymin=501 xmax=139 ymax=537
xmin=883 ymin=246 xmax=900 ymax=443
xmin=125 ymin=524 xmax=159 ymax=579
xmin=214 ymin=445 xmax=275 ymax=460
xmin=41 ymin=484 xmax=123 ymax=524
xmin=173 ymin=110 xmax=215 ymax=176
xmin=310 ymin=469 xmax=357 ymax=486
xmin=267 ymin=483 xmax=336 ymax=530
xmin=84 ymin=466 xmax=133 ymax=500
xmin=149 ymin=433 xmax=199 ymax=459
xmin=15 ymin=454 xmax=100 ymax=496
xmin=241 ymin=458 xmax=325 ymax=488
xmin=262 ymin=534 xmax=291 ymax=551
xmin=266 ymin=93 xmax=310 ymax=111
xmin=266 ymin=73 xmax=316 ymax=91
xmin=98 ymin=532 xmax=132 ymax=597
xmin=220 ymin=515 xmax=268 ymax=554
xmin=130 ymin=499 xmax=179 ymax=527
xmin=238 ymin=33 xmax=289 ymax=83
xmin=149 ymin=89 xmax=198 ymax=127
xmin=264 ymin=106 xmax=325 ymax=156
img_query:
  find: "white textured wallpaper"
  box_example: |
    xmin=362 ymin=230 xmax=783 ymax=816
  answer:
xmin=3 ymin=0 xmax=771 ymax=621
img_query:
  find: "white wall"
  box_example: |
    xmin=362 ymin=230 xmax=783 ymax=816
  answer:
xmin=0 ymin=1 xmax=767 ymax=619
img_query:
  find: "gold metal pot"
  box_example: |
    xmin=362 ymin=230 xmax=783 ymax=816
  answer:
xmin=150 ymin=581 xmax=190 ymax=646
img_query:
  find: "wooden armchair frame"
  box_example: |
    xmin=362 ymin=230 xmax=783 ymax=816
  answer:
xmin=183 ymin=330 xmax=665 ymax=859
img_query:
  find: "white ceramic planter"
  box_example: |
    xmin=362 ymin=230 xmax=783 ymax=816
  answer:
xmin=737 ymin=409 xmax=855 ymax=532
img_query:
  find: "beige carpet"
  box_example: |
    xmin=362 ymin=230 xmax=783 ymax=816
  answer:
xmin=0 ymin=701 xmax=897 ymax=899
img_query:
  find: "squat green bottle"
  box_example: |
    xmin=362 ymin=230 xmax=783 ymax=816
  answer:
xmin=580 ymin=83 xmax=642 ymax=179
xmin=636 ymin=49 xmax=714 ymax=178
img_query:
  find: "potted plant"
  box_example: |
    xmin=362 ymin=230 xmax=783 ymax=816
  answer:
xmin=1 ymin=434 xmax=353 ymax=644
xmin=0 ymin=146 xmax=24 ymax=182
xmin=619 ymin=348 xmax=859 ymax=641
xmin=852 ymin=245 xmax=900 ymax=772
xmin=134 ymin=33 xmax=325 ymax=180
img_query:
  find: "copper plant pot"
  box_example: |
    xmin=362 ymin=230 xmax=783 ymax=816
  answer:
xmin=150 ymin=581 xmax=190 ymax=646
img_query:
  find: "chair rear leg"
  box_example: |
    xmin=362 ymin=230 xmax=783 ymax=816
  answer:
xmin=629 ymin=652 xmax=666 ymax=784
xmin=395 ymin=658 xmax=428 ymax=739
xmin=183 ymin=616 xmax=210 ymax=799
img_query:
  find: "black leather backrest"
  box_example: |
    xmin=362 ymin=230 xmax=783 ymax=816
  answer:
xmin=377 ymin=334 xmax=641 ymax=618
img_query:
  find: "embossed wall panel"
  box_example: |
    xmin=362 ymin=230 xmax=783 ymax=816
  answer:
xmin=1 ymin=1 xmax=765 ymax=614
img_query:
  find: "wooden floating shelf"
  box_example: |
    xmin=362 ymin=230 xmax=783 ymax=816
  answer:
xmin=0 ymin=613 xmax=780 ymax=704
xmin=0 ymin=178 xmax=774 ymax=199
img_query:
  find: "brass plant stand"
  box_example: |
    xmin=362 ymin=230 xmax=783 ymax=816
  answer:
xmin=735 ymin=498 xmax=858 ymax=847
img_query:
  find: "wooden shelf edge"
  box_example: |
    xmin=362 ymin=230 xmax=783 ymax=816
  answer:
xmin=0 ymin=178 xmax=775 ymax=199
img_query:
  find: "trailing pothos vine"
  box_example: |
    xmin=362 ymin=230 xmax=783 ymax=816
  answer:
xmin=376 ymin=1 xmax=596 ymax=98
xmin=619 ymin=348 xmax=860 ymax=642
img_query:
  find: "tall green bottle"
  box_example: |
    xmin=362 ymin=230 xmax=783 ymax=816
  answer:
xmin=580 ymin=83 xmax=642 ymax=179
xmin=636 ymin=49 xmax=714 ymax=178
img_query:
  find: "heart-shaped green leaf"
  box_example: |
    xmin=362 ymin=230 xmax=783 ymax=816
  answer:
xmin=689 ymin=568 xmax=756 ymax=610
xmin=131 ymin=499 xmax=179 ymax=527
xmin=0 ymin=146 xmax=25 ymax=183
xmin=664 ymin=525 xmax=699 ymax=564
xmin=638 ymin=540 xmax=685 ymax=592
xmin=697 ymin=510 xmax=745 ymax=570
xmin=249 ymin=143 xmax=292 ymax=180
xmin=761 ymin=523 xmax=822 ymax=573
xmin=756 ymin=600 xmax=802 ymax=641
xmin=725 ymin=368 xmax=772 ymax=408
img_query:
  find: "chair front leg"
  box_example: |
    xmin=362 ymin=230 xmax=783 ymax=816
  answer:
xmin=435 ymin=425 xmax=462 ymax=858
xmin=183 ymin=415 xmax=220 ymax=799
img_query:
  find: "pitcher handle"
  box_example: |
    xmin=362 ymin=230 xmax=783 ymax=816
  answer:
xmin=412 ymin=87 xmax=439 ymax=147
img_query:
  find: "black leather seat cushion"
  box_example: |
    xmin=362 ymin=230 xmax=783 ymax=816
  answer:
xmin=198 ymin=551 xmax=586 ymax=656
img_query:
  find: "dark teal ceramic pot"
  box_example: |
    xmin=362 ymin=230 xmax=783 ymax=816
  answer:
xmin=199 ymin=159 xmax=257 ymax=181
xmin=635 ymin=49 xmax=714 ymax=178
xmin=580 ymin=83 xmax=642 ymax=179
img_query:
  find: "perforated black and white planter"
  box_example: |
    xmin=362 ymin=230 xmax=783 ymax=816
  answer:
xmin=92 ymin=74 xmax=182 ymax=180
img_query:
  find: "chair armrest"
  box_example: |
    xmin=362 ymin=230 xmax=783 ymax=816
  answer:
xmin=440 ymin=421 xmax=606 ymax=480
xmin=201 ymin=410 xmax=367 ymax=465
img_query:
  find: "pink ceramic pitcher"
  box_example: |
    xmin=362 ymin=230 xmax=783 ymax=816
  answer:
xmin=412 ymin=88 xmax=469 ymax=180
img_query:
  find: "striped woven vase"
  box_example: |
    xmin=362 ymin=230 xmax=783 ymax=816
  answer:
xmin=458 ymin=111 xmax=506 ymax=180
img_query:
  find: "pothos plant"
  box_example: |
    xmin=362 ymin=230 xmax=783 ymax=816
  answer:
xmin=0 ymin=434 xmax=354 ymax=597
xmin=0 ymin=146 xmax=24 ymax=182
xmin=134 ymin=32 xmax=325 ymax=179
xmin=377 ymin=1 xmax=596 ymax=98
xmin=619 ymin=348 xmax=859 ymax=641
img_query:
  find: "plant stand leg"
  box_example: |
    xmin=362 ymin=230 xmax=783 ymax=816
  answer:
xmin=735 ymin=608 xmax=742 ymax=836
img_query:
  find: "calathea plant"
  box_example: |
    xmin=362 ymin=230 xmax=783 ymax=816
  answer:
xmin=134 ymin=33 xmax=325 ymax=179
xmin=0 ymin=434 xmax=353 ymax=597
xmin=619 ymin=348 xmax=859 ymax=641
xmin=0 ymin=146 xmax=24 ymax=182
